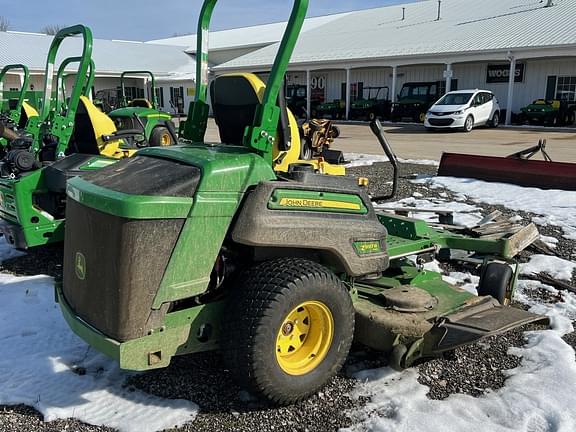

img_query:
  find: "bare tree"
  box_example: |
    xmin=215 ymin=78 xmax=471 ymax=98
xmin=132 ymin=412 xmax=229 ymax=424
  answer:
xmin=0 ymin=16 xmax=10 ymax=32
xmin=41 ymin=24 xmax=65 ymax=35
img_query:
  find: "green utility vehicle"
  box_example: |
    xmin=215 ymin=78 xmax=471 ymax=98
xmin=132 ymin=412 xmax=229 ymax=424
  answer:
xmin=57 ymin=0 xmax=547 ymax=406
xmin=519 ymin=99 xmax=576 ymax=126
xmin=108 ymin=71 xmax=176 ymax=147
xmin=350 ymin=86 xmax=392 ymax=121
xmin=0 ymin=25 xmax=138 ymax=249
xmin=391 ymin=82 xmax=444 ymax=123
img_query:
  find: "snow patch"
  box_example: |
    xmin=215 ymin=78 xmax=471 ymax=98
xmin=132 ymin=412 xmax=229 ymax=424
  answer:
xmin=521 ymin=254 xmax=576 ymax=282
xmin=380 ymin=197 xmax=483 ymax=228
xmin=345 ymin=153 xmax=389 ymax=168
xmin=419 ymin=176 xmax=576 ymax=241
xmin=0 ymin=237 xmax=25 ymax=262
xmin=539 ymin=235 xmax=559 ymax=250
xmin=344 ymin=153 xmax=439 ymax=168
xmin=347 ymin=329 xmax=576 ymax=432
xmin=0 ymin=274 xmax=198 ymax=432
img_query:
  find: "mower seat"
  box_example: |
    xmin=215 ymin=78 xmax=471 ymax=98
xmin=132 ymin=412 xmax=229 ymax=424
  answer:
xmin=210 ymin=73 xmax=302 ymax=159
xmin=210 ymin=74 xmax=263 ymax=146
xmin=129 ymin=99 xmax=153 ymax=109
xmin=19 ymin=101 xmax=38 ymax=129
xmin=67 ymin=96 xmax=132 ymax=159
xmin=210 ymin=73 xmax=345 ymax=176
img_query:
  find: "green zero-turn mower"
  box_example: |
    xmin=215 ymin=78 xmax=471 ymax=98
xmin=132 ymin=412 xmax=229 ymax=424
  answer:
xmin=0 ymin=64 xmax=40 ymax=149
xmin=107 ymin=71 xmax=177 ymax=147
xmin=57 ymin=0 xmax=548 ymax=405
xmin=0 ymin=25 xmax=141 ymax=250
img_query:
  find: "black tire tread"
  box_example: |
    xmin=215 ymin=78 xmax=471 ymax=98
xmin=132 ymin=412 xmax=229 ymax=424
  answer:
xmin=221 ymin=258 xmax=355 ymax=405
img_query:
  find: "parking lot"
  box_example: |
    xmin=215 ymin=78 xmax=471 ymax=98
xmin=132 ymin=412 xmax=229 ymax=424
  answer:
xmin=205 ymin=120 xmax=576 ymax=163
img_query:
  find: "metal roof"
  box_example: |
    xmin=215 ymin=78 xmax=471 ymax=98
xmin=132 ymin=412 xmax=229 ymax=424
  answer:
xmin=147 ymin=13 xmax=351 ymax=53
xmin=0 ymin=31 xmax=196 ymax=78
xmin=215 ymin=0 xmax=576 ymax=70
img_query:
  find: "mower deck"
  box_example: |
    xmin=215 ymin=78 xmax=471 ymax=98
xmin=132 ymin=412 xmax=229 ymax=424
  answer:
xmin=354 ymin=267 xmax=548 ymax=367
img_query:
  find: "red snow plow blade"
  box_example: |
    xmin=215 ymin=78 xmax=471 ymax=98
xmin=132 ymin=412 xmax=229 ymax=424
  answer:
xmin=438 ymin=140 xmax=576 ymax=191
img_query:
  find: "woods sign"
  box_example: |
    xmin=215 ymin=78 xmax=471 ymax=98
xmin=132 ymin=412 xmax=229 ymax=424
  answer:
xmin=487 ymin=63 xmax=525 ymax=83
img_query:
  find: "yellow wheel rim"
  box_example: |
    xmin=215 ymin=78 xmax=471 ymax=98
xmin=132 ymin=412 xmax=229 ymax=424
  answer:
xmin=419 ymin=112 xmax=426 ymax=122
xmin=276 ymin=301 xmax=334 ymax=376
xmin=161 ymin=133 xmax=172 ymax=146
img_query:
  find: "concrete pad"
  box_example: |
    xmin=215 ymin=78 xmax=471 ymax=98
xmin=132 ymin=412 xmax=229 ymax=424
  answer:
xmin=204 ymin=119 xmax=576 ymax=163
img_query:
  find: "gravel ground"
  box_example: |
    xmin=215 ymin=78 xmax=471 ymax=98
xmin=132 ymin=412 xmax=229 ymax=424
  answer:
xmin=1 ymin=162 xmax=575 ymax=432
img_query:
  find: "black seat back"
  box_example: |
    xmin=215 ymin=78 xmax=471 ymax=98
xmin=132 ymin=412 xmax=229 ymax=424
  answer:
xmin=210 ymin=75 xmax=261 ymax=146
xmin=67 ymin=98 xmax=100 ymax=155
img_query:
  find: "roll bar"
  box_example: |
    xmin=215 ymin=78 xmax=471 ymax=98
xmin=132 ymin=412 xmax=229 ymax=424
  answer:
xmin=39 ymin=25 xmax=93 ymax=120
xmin=185 ymin=0 xmax=309 ymax=161
xmin=120 ymin=71 xmax=158 ymax=109
xmin=0 ymin=64 xmax=31 ymax=118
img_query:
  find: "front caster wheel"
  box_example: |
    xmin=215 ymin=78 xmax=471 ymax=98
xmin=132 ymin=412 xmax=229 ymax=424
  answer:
xmin=478 ymin=262 xmax=514 ymax=305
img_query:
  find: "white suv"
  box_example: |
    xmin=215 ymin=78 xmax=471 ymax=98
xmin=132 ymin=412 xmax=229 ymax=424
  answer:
xmin=424 ymin=90 xmax=501 ymax=132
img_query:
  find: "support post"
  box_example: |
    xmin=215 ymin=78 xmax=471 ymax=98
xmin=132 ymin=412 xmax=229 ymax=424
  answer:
xmin=445 ymin=63 xmax=452 ymax=94
xmin=345 ymin=68 xmax=351 ymax=120
xmin=306 ymin=69 xmax=311 ymax=118
xmin=391 ymin=66 xmax=398 ymax=103
xmin=506 ymin=54 xmax=516 ymax=125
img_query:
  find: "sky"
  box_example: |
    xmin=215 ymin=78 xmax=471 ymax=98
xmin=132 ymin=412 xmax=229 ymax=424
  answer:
xmin=0 ymin=0 xmax=410 ymax=41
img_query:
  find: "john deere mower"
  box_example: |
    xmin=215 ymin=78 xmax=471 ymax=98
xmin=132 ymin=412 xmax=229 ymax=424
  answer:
xmin=107 ymin=71 xmax=177 ymax=147
xmin=0 ymin=25 xmax=140 ymax=249
xmin=57 ymin=0 xmax=547 ymax=406
xmin=0 ymin=64 xmax=39 ymax=148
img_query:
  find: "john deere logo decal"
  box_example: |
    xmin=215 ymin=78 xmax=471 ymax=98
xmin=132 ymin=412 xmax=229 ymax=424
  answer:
xmin=75 ymin=252 xmax=86 ymax=280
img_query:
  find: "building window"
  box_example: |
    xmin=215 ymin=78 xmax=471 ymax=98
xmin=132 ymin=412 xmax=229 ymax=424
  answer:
xmin=556 ymin=76 xmax=576 ymax=102
xmin=154 ymin=87 xmax=164 ymax=108
xmin=170 ymin=86 xmax=185 ymax=114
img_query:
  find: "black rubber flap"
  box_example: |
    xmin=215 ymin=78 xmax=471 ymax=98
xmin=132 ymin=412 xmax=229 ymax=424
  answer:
xmin=81 ymin=155 xmax=201 ymax=197
xmin=433 ymin=305 xmax=550 ymax=353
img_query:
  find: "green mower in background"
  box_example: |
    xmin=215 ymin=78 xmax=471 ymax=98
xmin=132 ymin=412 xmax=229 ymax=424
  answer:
xmin=0 ymin=25 xmax=139 ymax=250
xmin=108 ymin=71 xmax=176 ymax=147
xmin=57 ymin=0 xmax=548 ymax=406
xmin=0 ymin=64 xmax=40 ymax=148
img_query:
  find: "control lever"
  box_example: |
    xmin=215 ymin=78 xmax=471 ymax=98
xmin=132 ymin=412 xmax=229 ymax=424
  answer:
xmin=369 ymin=119 xmax=399 ymax=201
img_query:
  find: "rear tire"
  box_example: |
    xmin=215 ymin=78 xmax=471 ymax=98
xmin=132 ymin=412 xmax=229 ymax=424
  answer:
xmin=463 ymin=115 xmax=474 ymax=133
xmin=149 ymin=126 xmax=174 ymax=147
xmin=478 ymin=263 xmax=514 ymax=305
xmin=490 ymin=112 xmax=500 ymax=128
xmin=221 ymin=258 xmax=355 ymax=405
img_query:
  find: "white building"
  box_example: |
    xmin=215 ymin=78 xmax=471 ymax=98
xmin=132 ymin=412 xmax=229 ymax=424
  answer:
xmin=154 ymin=0 xmax=576 ymax=124
xmin=2 ymin=0 xmax=576 ymax=124
xmin=0 ymin=30 xmax=196 ymax=114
